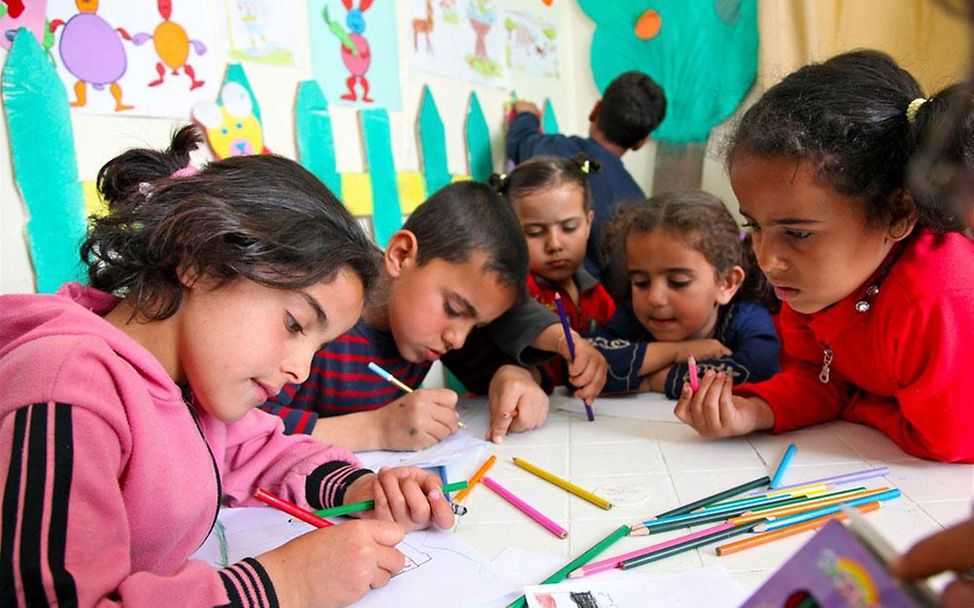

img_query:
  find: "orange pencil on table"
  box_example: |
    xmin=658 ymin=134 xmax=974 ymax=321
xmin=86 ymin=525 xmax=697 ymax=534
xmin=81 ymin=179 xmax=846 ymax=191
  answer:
xmin=454 ymin=454 xmax=496 ymax=503
xmin=716 ymin=501 xmax=881 ymax=556
xmin=255 ymin=488 xmax=334 ymax=528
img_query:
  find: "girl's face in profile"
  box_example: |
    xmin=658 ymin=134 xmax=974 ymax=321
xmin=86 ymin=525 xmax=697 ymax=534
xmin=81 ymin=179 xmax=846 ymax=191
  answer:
xmin=178 ymin=269 xmax=365 ymax=422
xmin=626 ymin=229 xmax=739 ymax=342
xmin=731 ymin=153 xmax=911 ymax=314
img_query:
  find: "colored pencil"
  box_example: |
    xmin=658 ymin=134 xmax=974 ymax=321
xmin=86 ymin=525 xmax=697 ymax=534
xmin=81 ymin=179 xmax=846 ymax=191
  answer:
xmin=769 ymin=443 xmax=797 ymax=489
xmin=255 ymin=488 xmax=334 ymax=529
xmin=755 ymin=488 xmax=901 ymax=532
xmin=718 ymin=482 xmax=830 ymax=505
xmin=750 ymin=467 xmax=889 ymax=494
xmin=453 ymin=455 xmax=496 ymax=503
xmin=513 ymin=457 xmax=612 ymax=510
xmin=573 ymin=522 xmax=735 ymax=578
xmin=687 ymin=355 xmax=700 ymax=392
xmin=619 ymin=521 xmax=763 ymax=570
xmin=482 ymin=476 xmax=568 ymax=539
xmin=311 ymin=480 xmax=468 ymax=518
xmin=715 ymin=502 xmax=881 ymax=555
xmin=507 ymin=524 xmax=630 ymax=608
xmin=630 ymin=486 xmax=865 ymax=535
xmin=730 ymin=486 xmax=888 ymax=525
xmin=366 ymin=361 xmax=464 ymax=428
xmin=554 ymin=293 xmax=594 ymax=421
xmin=655 ymin=475 xmax=770 ymax=518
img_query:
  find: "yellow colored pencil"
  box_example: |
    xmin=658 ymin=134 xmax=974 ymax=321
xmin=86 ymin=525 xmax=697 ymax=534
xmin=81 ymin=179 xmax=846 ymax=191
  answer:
xmin=454 ymin=455 xmax=497 ymax=503
xmin=714 ymin=483 xmax=830 ymax=507
xmin=729 ymin=486 xmax=891 ymax=525
xmin=512 ymin=457 xmax=612 ymax=510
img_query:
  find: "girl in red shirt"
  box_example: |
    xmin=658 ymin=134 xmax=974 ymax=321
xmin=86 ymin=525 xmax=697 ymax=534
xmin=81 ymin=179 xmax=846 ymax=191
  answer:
xmin=675 ymin=50 xmax=974 ymax=463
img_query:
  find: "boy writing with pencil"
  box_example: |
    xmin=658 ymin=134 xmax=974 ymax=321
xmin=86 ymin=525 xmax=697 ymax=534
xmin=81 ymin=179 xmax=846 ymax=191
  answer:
xmin=261 ymin=182 xmax=607 ymax=449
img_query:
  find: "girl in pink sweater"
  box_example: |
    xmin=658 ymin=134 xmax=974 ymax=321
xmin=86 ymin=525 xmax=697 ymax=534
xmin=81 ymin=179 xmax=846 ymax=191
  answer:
xmin=0 ymin=126 xmax=454 ymax=607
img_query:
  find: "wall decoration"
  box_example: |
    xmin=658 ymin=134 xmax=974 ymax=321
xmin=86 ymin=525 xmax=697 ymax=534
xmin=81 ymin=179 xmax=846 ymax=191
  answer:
xmin=0 ymin=0 xmax=49 ymax=50
xmin=307 ymin=0 xmax=401 ymax=109
xmin=191 ymin=63 xmax=269 ymax=158
xmin=503 ymin=6 xmax=558 ymax=78
xmin=224 ymin=0 xmax=297 ymax=66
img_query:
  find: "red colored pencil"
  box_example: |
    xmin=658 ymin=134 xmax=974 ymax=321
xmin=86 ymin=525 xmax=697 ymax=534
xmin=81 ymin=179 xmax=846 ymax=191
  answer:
xmin=255 ymin=488 xmax=334 ymax=528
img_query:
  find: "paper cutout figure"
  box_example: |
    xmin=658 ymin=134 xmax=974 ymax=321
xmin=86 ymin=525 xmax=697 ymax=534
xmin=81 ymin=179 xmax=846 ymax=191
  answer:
xmin=412 ymin=0 xmax=433 ymax=53
xmin=0 ymin=0 xmax=48 ymax=50
xmin=131 ymin=0 xmax=207 ymax=90
xmin=322 ymin=0 xmax=374 ymax=102
xmin=192 ymin=78 xmax=268 ymax=158
xmin=50 ymin=0 xmax=134 ymax=111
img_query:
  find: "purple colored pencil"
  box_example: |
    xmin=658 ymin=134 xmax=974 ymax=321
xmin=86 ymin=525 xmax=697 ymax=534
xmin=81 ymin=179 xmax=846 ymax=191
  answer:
xmin=482 ymin=476 xmax=568 ymax=539
xmin=554 ymin=293 xmax=594 ymax=421
xmin=751 ymin=467 xmax=889 ymax=494
xmin=569 ymin=522 xmax=735 ymax=578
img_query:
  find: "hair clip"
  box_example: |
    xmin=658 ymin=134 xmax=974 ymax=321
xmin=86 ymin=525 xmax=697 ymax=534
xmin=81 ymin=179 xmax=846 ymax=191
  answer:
xmin=171 ymin=165 xmax=199 ymax=178
xmin=138 ymin=182 xmax=152 ymax=196
xmin=906 ymin=98 xmax=927 ymax=124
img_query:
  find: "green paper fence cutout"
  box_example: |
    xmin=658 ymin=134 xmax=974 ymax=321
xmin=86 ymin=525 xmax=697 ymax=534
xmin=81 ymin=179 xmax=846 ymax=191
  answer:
xmin=417 ymin=85 xmax=451 ymax=196
xmin=360 ymin=108 xmax=403 ymax=247
xmin=296 ymin=80 xmax=341 ymax=196
xmin=542 ymin=98 xmax=559 ymax=134
xmin=3 ymin=28 xmax=86 ymax=293
xmin=466 ymin=92 xmax=492 ymax=183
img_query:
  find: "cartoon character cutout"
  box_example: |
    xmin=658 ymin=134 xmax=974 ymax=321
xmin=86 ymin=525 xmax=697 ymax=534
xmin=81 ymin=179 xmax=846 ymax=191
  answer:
xmin=132 ymin=0 xmax=207 ymax=90
xmin=322 ymin=0 xmax=374 ymax=102
xmin=192 ymin=81 xmax=268 ymax=159
xmin=50 ymin=0 xmax=134 ymax=111
xmin=1 ymin=0 xmax=50 ymax=50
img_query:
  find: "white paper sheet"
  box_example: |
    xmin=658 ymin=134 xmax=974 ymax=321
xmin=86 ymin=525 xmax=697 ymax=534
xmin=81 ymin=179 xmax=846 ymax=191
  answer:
xmin=524 ymin=565 xmax=747 ymax=608
xmin=554 ymin=390 xmax=681 ymax=423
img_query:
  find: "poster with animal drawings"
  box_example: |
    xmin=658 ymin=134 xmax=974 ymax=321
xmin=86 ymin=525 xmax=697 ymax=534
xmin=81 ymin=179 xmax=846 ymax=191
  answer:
xmin=504 ymin=6 xmax=558 ymax=78
xmin=307 ymin=0 xmax=401 ymax=110
xmin=46 ymin=0 xmax=221 ymax=117
xmin=406 ymin=0 xmax=509 ymax=88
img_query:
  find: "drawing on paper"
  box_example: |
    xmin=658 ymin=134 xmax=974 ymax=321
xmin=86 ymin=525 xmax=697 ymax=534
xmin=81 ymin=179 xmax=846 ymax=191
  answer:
xmin=132 ymin=0 xmax=207 ymax=90
xmin=225 ymin=0 xmax=296 ymax=66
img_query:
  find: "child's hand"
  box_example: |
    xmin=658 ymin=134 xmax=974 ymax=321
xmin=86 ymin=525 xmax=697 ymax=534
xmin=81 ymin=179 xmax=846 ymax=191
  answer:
xmin=487 ymin=364 xmax=550 ymax=443
xmin=891 ymin=517 xmax=974 ymax=608
xmin=558 ymin=332 xmax=608 ymax=403
xmin=375 ymin=388 xmax=460 ymax=451
xmin=513 ymin=100 xmax=541 ymax=117
xmin=256 ymin=519 xmax=405 ymax=608
xmin=345 ymin=467 xmax=455 ymax=532
xmin=671 ymin=339 xmax=732 ymax=364
xmin=673 ymin=370 xmax=774 ymax=437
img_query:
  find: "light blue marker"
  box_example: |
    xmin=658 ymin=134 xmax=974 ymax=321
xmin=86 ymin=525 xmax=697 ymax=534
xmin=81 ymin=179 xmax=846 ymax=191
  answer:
xmin=769 ymin=443 xmax=797 ymax=489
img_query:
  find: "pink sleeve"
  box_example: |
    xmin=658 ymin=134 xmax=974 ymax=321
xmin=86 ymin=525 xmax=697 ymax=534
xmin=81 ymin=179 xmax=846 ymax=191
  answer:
xmin=0 ymin=402 xmax=274 ymax=607
xmin=219 ymin=409 xmax=371 ymax=511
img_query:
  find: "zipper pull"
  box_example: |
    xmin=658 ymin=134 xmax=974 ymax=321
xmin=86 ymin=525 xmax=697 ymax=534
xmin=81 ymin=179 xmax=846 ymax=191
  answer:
xmin=819 ymin=346 xmax=833 ymax=384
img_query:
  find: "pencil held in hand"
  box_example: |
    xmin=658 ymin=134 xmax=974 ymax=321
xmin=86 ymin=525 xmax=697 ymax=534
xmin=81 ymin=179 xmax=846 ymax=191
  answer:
xmin=688 ymin=355 xmax=700 ymax=393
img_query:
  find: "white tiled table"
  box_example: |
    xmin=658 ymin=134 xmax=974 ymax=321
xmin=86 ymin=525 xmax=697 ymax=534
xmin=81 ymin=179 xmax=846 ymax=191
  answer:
xmin=452 ymin=392 xmax=974 ymax=594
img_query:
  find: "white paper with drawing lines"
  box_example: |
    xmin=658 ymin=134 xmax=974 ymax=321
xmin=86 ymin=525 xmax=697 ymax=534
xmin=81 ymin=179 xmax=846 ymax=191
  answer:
xmin=191 ymin=507 xmax=514 ymax=607
xmin=553 ymin=390 xmax=681 ymax=423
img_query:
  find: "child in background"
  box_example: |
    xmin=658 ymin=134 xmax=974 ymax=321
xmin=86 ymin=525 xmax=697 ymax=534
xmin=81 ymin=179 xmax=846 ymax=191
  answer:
xmin=0 ymin=127 xmax=453 ymax=607
xmin=589 ymin=192 xmax=780 ymax=398
xmin=495 ymin=154 xmax=616 ymax=389
xmin=676 ymin=50 xmax=974 ymax=463
xmin=507 ymin=71 xmax=666 ymax=291
xmin=262 ymin=181 xmax=607 ymax=449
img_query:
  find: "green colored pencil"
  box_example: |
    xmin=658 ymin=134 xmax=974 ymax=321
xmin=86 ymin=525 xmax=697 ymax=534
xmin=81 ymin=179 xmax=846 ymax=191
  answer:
xmin=312 ymin=480 xmax=468 ymax=518
xmin=655 ymin=476 xmax=770 ymax=518
xmin=620 ymin=521 xmax=763 ymax=570
xmin=507 ymin=523 xmax=631 ymax=608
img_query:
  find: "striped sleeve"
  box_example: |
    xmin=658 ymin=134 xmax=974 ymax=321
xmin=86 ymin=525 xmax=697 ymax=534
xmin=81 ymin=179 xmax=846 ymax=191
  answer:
xmin=305 ymin=461 xmax=373 ymax=511
xmin=217 ymin=558 xmax=279 ymax=608
xmin=0 ymin=402 xmax=255 ymax=607
xmin=257 ymin=400 xmax=318 ymax=435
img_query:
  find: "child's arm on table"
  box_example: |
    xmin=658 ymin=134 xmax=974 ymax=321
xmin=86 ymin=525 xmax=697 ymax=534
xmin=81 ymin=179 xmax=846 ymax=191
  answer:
xmin=310 ymin=388 xmax=461 ymax=452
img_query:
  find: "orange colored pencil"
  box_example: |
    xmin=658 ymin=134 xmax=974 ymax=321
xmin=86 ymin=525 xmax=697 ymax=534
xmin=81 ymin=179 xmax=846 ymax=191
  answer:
xmin=729 ymin=486 xmax=890 ymax=525
xmin=454 ymin=455 xmax=497 ymax=503
xmin=716 ymin=501 xmax=881 ymax=556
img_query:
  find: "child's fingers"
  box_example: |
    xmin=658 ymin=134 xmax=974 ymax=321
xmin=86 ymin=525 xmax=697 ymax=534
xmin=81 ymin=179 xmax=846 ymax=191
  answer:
xmin=702 ymin=373 xmax=726 ymax=432
xmin=717 ymin=375 xmax=738 ymax=431
xmin=426 ymin=487 xmax=455 ymax=529
xmin=372 ymin=546 xmax=406 ymax=588
xmin=377 ymin=469 xmax=410 ymax=523
xmin=688 ymin=370 xmax=717 ymax=429
xmin=673 ymin=384 xmax=692 ymax=423
xmin=398 ymin=477 xmax=431 ymax=528
xmin=370 ymin=475 xmax=392 ymax=521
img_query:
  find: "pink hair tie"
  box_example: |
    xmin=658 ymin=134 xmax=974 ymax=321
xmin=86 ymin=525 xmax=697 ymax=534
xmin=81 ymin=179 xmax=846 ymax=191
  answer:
xmin=171 ymin=165 xmax=199 ymax=178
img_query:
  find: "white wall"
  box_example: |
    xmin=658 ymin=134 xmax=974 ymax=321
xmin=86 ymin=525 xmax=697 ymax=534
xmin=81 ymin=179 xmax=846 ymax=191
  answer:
xmin=0 ymin=1 xmax=745 ymax=295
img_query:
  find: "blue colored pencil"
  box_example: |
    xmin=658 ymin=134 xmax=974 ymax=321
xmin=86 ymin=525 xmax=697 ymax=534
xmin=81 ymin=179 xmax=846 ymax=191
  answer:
xmin=769 ymin=443 xmax=797 ymax=489
xmin=554 ymin=293 xmax=594 ymax=421
xmin=756 ymin=488 xmax=901 ymax=532
xmin=367 ymin=361 xmax=413 ymax=393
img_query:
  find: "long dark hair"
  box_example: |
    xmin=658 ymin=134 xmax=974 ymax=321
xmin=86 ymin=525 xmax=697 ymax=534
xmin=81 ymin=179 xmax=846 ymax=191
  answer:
xmin=82 ymin=125 xmax=379 ymax=320
xmin=604 ymin=191 xmax=777 ymax=312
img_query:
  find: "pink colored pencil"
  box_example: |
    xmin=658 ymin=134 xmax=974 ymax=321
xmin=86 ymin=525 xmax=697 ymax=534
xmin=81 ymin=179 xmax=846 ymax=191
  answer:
xmin=688 ymin=356 xmax=700 ymax=393
xmin=255 ymin=488 xmax=333 ymax=529
xmin=569 ymin=521 xmax=734 ymax=578
xmin=482 ymin=476 xmax=568 ymax=539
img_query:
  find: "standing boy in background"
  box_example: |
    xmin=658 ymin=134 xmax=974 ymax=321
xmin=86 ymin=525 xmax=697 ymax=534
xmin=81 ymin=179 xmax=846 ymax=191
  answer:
xmin=506 ymin=71 xmax=666 ymax=292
